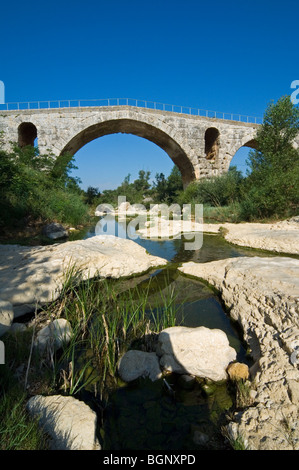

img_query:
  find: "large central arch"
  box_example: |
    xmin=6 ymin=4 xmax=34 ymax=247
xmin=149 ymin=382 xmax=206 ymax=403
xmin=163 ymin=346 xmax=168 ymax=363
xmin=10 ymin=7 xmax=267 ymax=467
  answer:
xmin=60 ymin=118 xmax=196 ymax=187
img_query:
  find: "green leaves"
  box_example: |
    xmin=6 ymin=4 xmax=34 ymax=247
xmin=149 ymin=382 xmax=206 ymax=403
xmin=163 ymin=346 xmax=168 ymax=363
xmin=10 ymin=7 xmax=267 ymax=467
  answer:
xmin=0 ymin=143 xmax=89 ymax=227
xmin=242 ymin=96 xmax=299 ymax=220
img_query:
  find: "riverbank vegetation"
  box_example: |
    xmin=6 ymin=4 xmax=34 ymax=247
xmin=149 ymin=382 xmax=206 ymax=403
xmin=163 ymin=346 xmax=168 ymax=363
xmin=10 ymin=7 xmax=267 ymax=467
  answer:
xmin=0 ymin=138 xmax=90 ymax=235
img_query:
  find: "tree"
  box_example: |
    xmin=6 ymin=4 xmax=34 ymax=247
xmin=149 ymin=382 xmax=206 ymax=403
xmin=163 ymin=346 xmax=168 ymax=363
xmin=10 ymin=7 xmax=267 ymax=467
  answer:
xmin=153 ymin=172 xmax=168 ymax=201
xmin=166 ymin=166 xmax=183 ymax=202
xmin=84 ymin=186 xmax=101 ymax=205
xmin=133 ymin=170 xmax=151 ymax=192
xmin=241 ymin=96 xmax=299 ymax=219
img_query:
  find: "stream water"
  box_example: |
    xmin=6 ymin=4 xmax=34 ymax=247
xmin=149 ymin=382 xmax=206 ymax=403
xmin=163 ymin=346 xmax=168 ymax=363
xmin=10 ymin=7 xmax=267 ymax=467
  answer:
xmin=71 ymin=218 xmax=274 ymax=450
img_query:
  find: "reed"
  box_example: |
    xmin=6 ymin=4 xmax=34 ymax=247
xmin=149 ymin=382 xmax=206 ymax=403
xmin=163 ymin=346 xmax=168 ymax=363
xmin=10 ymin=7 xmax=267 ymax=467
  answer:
xmin=51 ymin=267 xmax=184 ymax=397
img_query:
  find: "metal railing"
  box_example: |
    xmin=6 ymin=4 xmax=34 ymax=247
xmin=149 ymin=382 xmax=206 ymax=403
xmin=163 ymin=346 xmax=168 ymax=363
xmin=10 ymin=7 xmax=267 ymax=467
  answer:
xmin=0 ymin=97 xmax=263 ymax=124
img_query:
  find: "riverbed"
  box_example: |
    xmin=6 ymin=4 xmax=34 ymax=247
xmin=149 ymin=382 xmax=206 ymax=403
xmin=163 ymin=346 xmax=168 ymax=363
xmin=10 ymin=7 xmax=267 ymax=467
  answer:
xmin=68 ymin=218 xmax=279 ymax=450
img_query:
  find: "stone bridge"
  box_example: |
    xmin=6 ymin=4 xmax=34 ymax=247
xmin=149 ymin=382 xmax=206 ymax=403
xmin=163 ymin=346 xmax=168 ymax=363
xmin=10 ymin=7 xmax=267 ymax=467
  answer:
xmin=0 ymin=102 xmax=261 ymax=186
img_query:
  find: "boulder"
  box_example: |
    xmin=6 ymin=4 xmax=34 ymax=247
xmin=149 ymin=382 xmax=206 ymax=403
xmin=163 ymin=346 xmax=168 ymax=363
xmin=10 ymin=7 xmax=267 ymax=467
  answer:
xmin=26 ymin=395 xmax=101 ymax=450
xmin=42 ymin=222 xmax=68 ymax=240
xmin=34 ymin=318 xmax=72 ymax=354
xmin=157 ymin=326 xmax=236 ymax=381
xmin=0 ymin=299 xmax=14 ymax=337
xmin=118 ymin=350 xmax=162 ymax=382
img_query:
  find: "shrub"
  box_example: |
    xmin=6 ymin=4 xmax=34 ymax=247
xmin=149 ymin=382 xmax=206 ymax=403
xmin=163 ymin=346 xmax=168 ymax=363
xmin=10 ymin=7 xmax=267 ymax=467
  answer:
xmin=178 ymin=166 xmax=243 ymax=207
xmin=0 ymin=144 xmax=89 ymax=228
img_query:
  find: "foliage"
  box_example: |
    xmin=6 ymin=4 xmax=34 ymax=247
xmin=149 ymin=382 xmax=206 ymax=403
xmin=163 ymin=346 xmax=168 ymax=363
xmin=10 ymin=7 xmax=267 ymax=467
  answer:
xmin=133 ymin=169 xmax=151 ymax=192
xmin=0 ymin=143 xmax=89 ymax=228
xmin=240 ymin=96 xmax=299 ymax=220
xmin=177 ymin=166 xmax=243 ymax=208
xmin=84 ymin=186 xmax=101 ymax=205
xmin=0 ymin=388 xmax=49 ymax=450
xmin=0 ymin=328 xmax=50 ymax=450
xmin=153 ymin=165 xmax=183 ymax=203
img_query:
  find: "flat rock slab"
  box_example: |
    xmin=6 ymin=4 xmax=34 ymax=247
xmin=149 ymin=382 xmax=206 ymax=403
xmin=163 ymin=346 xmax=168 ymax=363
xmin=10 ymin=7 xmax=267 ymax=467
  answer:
xmin=0 ymin=235 xmax=167 ymax=317
xmin=179 ymin=256 xmax=299 ymax=450
xmin=203 ymin=217 xmax=299 ymax=254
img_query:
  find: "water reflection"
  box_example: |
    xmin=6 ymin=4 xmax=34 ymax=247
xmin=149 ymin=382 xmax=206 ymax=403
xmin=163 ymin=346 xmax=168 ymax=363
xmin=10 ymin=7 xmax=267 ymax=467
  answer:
xmin=76 ymin=216 xmax=266 ymax=264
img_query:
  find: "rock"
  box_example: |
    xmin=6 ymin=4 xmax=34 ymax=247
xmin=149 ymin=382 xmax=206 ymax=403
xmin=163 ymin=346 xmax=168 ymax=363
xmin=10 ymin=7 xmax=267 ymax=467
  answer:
xmin=95 ymin=203 xmax=115 ymax=216
xmin=118 ymin=350 xmax=162 ymax=382
xmin=227 ymin=362 xmax=250 ymax=381
xmin=26 ymin=395 xmax=101 ymax=450
xmin=42 ymin=222 xmax=68 ymax=240
xmin=34 ymin=319 xmax=72 ymax=354
xmin=118 ymin=201 xmax=131 ymax=213
xmin=179 ymin=256 xmax=299 ymax=450
xmin=157 ymin=326 xmax=236 ymax=381
xmin=202 ymin=217 xmax=299 ymax=255
xmin=0 ymin=299 xmax=14 ymax=337
xmin=0 ymin=236 xmax=167 ymax=317
xmin=137 ymin=216 xmax=202 ymax=240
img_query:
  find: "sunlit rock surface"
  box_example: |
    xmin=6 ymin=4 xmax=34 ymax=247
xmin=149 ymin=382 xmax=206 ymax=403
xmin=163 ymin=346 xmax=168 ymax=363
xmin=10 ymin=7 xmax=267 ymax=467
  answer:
xmin=0 ymin=235 xmax=167 ymax=317
xmin=179 ymin=256 xmax=299 ymax=450
xmin=157 ymin=325 xmax=236 ymax=381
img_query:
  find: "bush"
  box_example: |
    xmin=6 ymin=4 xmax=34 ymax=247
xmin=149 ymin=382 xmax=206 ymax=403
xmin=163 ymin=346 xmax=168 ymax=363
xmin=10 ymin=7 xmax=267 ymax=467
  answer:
xmin=178 ymin=166 xmax=243 ymax=207
xmin=0 ymin=143 xmax=89 ymax=229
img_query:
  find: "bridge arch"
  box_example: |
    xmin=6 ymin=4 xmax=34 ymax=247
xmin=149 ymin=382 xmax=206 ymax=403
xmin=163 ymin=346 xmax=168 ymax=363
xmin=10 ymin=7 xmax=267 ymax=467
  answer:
xmin=18 ymin=122 xmax=37 ymax=147
xmin=59 ymin=117 xmax=197 ymax=187
xmin=227 ymin=136 xmax=258 ymax=174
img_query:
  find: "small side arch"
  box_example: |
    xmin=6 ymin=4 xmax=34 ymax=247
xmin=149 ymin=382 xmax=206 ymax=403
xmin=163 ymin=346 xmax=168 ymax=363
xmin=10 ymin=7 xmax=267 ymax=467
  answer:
xmin=205 ymin=127 xmax=220 ymax=160
xmin=18 ymin=122 xmax=37 ymax=147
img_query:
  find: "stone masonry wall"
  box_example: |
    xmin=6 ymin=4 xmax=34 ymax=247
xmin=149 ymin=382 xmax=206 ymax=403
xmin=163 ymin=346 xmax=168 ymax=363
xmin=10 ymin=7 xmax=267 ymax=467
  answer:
xmin=0 ymin=106 xmax=259 ymax=184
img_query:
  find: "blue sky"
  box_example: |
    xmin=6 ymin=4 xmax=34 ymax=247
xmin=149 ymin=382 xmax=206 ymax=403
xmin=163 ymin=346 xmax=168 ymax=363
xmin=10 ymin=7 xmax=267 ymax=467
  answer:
xmin=1 ymin=0 xmax=298 ymax=190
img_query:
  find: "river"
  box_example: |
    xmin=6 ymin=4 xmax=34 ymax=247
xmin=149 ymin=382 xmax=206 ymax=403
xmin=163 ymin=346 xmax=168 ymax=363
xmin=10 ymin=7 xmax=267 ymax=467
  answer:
xmin=70 ymin=217 xmax=273 ymax=450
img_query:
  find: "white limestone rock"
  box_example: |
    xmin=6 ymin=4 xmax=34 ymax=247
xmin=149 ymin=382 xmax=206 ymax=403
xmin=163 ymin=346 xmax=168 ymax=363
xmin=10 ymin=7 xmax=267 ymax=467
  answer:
xmin=157 ymin=326 xmax=236 ymax=381
xmin=26 ymin=395 xmax=101 ymax=450
xmin=202 ymin=217 xmax=299 ymax=255
xmin=179 ymin=256 xmax=299 ymax=450
xmin=0 ymin=235 xmax=167 ymax=317
xmin=34 ymin=318 xmax=72 ymax=354
xmin=118 ymin=349 xmax=162 ymax=382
